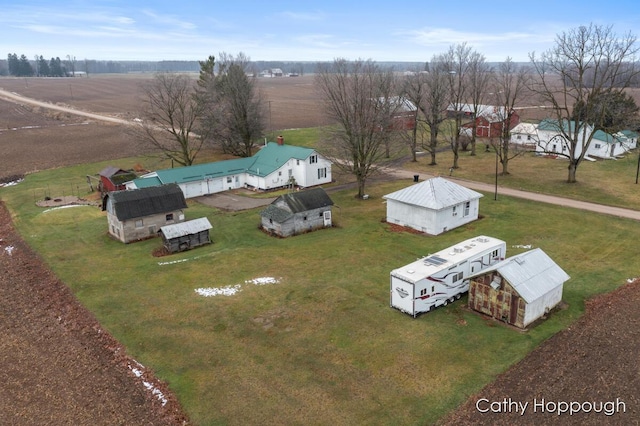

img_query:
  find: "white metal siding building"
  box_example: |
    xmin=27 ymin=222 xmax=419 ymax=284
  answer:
xmin=383 ymin=177 xmax=483 ymax=235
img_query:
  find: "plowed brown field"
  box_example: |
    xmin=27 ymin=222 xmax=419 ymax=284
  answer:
xmin=0 ymin=74 xmax=638 ymax=425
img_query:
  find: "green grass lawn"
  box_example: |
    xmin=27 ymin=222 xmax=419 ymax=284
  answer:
xmin=2 ymin=144 xmax=640 ymax=425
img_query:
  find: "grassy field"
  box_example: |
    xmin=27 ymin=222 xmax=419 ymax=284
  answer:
xmin=2 ymin=140 xmax=640 ymax=425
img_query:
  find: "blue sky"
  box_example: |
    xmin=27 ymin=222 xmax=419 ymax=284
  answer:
xmin=2 ymin=0 xmax=639 ymax=63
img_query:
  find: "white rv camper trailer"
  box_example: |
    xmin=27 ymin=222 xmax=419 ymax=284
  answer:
xmin=390 ymin=236 xmax=506 ymax=317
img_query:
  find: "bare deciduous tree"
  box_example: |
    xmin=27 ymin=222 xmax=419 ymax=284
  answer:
xmin=315 ymin=58 xmax=401 ymax=198
xmin=489 ymin=58 xmax=532 ymax=175
xmin=132 ymin=73 xmax=204 ymax=166
xmin=530 ymin=23 xmax=640 ymax=183
xmin=441 ymin=43 xmax=477 ymax=169
xmin=466 ymin=52 xmax=491 ymax=156
xmin=402 ymin=59 xmax=450 ymax=166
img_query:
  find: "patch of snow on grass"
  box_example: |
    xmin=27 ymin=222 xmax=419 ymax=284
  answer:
xmin=195 ymin=285 xmax=242 ymax=297
xmin=512 ymin=244 xmax=532 ymax=249
xmin=246 ymin=277 xmax=280 ymax=285
xmin=0 ymin=178 xmax=23 ymax=187
xmin=42 ymin=204 xmax=89 ymax=214
xmin=128 ymin=361 xmax=168 ymax=406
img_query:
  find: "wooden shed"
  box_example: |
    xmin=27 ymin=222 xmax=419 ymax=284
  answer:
xmin=159 ymin=217 xmax=212 ymax=253
xmin=468 ymin=248 xmax=570 ymax=328
xmin=102 ymin=183 xmax=187 ymax=243
xmin=98 ymin=166 xmax=137 ymax=193
xmin=260 ymin=187 xmax=333 ymax=237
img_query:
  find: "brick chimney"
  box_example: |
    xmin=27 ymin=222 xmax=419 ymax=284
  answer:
xmin=277 ymin=135 xmax=284 ymax=145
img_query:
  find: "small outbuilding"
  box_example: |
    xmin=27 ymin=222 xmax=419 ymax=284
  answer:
xmin=383 ymin=177 xmax=483 ymax=235
xmin=102 ymin=183 xmax=188 ymax=243
xmin=98 ymin=166 xmax=137 ymax=194
xmin=468 ymin=248 xmax=570 ymax=329
xmin=260 ymin=187 xmax=334 ymax=237
xmin=159 ymin=217 xmax=212 ymax=253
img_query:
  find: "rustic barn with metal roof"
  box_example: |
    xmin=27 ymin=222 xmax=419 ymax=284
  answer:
xmin=260 ymin=187 xmax=334 ymax=237
xmin=383 ymin=177 xmax=483 ymax=235
xmin=468 ymin=248 xmax=570 ymax=328
xmin=102 ymin=183 xmax=188 ymax=243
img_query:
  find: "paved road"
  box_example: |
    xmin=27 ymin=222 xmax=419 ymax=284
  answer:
xmin=3 ymin=86 xmax=639 ymax=221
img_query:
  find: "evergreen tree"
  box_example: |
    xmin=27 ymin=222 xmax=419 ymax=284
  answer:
xmin=18 ymin=55 xmax=34 ymax=76
xmin=37 ymin=56 xmax=50 ymax=76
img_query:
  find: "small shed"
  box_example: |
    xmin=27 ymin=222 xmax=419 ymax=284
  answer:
xmin=159 ymin=217 xmax=212 ymax=253
xmin=468 ymin=248 xmax=570 ymax=328
xmin=383 ymin=177 xmax=483 ymax=235
xmin=99 ymin=166 xmax=137 ymax=193
xmin=260 ymin=187 xmax=334 ymax=237
xmin=102 ymin=183 xmax=188 ymax=243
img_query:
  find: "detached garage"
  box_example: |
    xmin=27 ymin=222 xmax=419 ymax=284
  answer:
xmin=468 ymin=248 xmax=570 ymax=329
xmin=383 ymin=177 xmax=483 ymax=235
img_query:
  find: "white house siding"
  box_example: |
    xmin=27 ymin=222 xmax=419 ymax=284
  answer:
xmin=387 ymin=199 xmax=479 ymax=235
xmin=523 ymin=286 xmax=563 ymax=327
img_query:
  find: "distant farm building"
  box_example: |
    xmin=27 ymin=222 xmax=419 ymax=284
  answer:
xmin=383 ymin=177 xmax=483 ymax=235
xmin=98 ymin=166 xmax=137 ymax=193
xmin=260 ymin=187 xmax=334 ymax=237
xmin=102 ymin=183 xmax=187 ymax=243
xmin=468 ymin=248 xmax=570 ymax=328
xmin=159 ymin=217 xmax=212 ymax=254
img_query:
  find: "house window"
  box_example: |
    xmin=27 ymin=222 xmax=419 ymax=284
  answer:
xmin=319 ymin=212 xmax=323 ymax=218
xmin=135 ymin=219 xmax=143 ymax=228
xmin=527 ymin=135 xmax=532 ymax=140
xmin=309 ymin=154 xmax=317 ymax=164
xmin=278 ymin=171 xmax=282 ymax=176
xmin=594 ymin=143 xmax=601 ymax=149
xmin=431 ymin=286 xmax=435 ymax=292
xmin=166 ymin=213 xmax=174 ymax=222
xmin=420 ymin=288 xmax=427 ymax=296
xmin=464 ymin=201 xmax=470 ymax=217
xmin=227 ymin=176 xmax=232 ymax=183
xmin=452 ymin=205 xmax=457 ymax=216
xmin=296 ymin=159 xmax=300 ymax=166
xmin=318 ymin=168 xmax=327 ymax=179
xmin=492 ymin=249 xmax=499 ymax=258
xmin=517 ymin=135 xmax=521 ymax=140
xmin=303 ymin=216 xmax=307 ymax=221
xmin=452 ymin=272 xmax=463 ymax=282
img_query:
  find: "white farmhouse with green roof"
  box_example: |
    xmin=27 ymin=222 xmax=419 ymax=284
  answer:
xmin=126 ymin=141 xmax=332 ymax=199
xmin=535 ymin=119 xmax=637 ymax=160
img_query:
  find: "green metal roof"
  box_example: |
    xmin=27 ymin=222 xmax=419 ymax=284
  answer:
xmin=133 ymin=142 xmax=317 ymax=187
xmin=247 ymin=142 xmax=314 ymax=177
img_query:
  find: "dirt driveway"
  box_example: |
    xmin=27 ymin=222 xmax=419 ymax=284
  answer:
xmin=193 ymin=190 xmax=275 ymax=211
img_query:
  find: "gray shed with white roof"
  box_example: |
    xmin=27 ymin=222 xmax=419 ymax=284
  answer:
xmin=159 ymin=217 xmax=212 ymax=253
xmin=468 ymin=248 xmax=570 ymax=328
xmin=383 ymin=177 xmax=483 ymax=235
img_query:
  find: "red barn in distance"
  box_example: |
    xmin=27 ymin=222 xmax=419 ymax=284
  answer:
xmin=449 ymin=104 xmax=520 ymax=139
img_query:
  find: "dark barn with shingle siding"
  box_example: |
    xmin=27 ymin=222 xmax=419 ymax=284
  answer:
xmin=102 ymin=183 xmax=188 ymax=243
xmin=260 ymin=187 xmax=333 ymax=237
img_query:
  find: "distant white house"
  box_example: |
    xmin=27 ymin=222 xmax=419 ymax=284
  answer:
xmin=383 ymin=177 xmax=483 ymax=235
xmin=535 ymin=119 xmax=637 ymax=160
xmin=127 ymin=138 xmax=332 ymax=199
xmin=509 ymin=122 xmax=538 ymax=148
xmin=468 ymin=248 xmax=570 ymax=328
